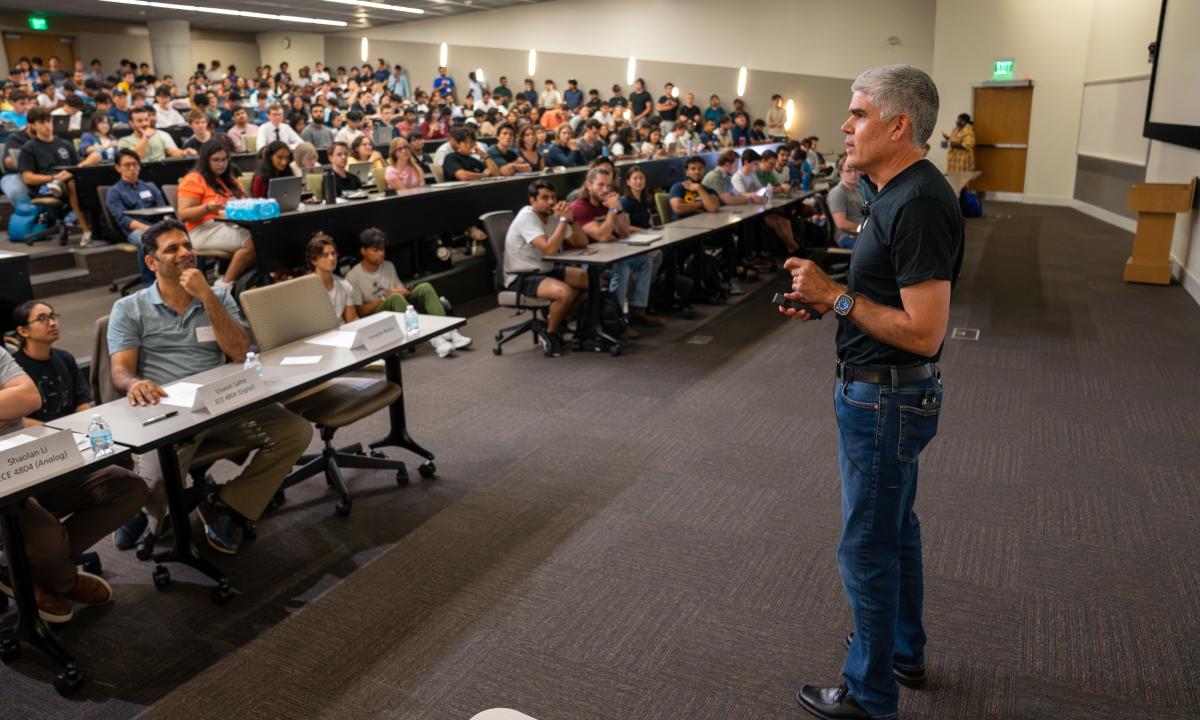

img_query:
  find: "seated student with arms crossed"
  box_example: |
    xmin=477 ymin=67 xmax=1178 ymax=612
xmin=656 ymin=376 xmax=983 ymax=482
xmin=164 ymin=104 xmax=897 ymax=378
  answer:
xmin=504 ymin=179 xmax=589 ymax=358
xmin=0 ymin=311 xmax=144 ymax=624
xmin=107 ymin=220 xmax=312 ymax=555
xmin=344 ymin=228 xmax=471 ymax=358
xmin=443 ymin=126 xmax=500 ymax=181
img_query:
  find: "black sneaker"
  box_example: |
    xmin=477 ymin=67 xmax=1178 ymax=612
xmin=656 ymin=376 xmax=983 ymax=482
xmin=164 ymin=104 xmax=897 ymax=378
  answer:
xmin=196 ymin=494 xmax=244 ymax=555
xmin=541 ymin=331 xmax=565 ymax=358
xmin=113 ymin=511 xmax=148 ymax=551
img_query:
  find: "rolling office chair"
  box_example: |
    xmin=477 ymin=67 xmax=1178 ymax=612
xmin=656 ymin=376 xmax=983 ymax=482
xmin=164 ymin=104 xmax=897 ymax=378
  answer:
xmin=10 ymin=195 xmax=69 ymax=246
xmin=239 ymin=275 xmax=409 ymax=517
xmin=97 ymin=185 xmax=147 ymax=296
xmin=90 ymin=316 xmax=252 ymax=566
xmin=479 ymin=210 xmax=551 ymax=355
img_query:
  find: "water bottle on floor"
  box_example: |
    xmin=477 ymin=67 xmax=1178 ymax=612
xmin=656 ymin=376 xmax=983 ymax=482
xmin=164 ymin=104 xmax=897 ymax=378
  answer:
xmin=88 ymin=414 xmax=113 ymax=456
xmin=404 ymin=305 xmax=420 ymax=339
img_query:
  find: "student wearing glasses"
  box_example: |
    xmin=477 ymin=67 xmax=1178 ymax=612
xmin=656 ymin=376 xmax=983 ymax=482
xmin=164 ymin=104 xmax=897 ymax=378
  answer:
xmin=385 ymin=137 xmax=425 ymax=191
xmin=176 ymin=139 xmax=254 ymax=291
xmin=3 ymin=301 xmax=146 ymax=624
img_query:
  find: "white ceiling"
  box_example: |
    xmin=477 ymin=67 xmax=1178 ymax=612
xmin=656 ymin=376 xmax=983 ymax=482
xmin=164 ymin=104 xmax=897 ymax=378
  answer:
xmin=4 ymin=0 xmax=552 ymax=34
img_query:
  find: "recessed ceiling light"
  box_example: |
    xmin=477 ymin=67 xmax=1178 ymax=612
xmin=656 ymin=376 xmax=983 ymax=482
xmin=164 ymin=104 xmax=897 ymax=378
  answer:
xmin=323 ymin=0 xmax=424 ymax=13
xmin=99 ymin=0 xmax=348 ymax=25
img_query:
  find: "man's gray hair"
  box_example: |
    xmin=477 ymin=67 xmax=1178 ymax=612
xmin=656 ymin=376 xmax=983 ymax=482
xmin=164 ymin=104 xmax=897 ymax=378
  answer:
xmin=851 ymin=64 xmax=939 ymax=148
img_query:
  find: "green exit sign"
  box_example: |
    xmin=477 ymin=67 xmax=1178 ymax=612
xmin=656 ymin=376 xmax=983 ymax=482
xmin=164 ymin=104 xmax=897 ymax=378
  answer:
xmin=992 ymin=58 xmax=1014 ymax=81
xmin=27 ymin=16 xmax=48 ymax=31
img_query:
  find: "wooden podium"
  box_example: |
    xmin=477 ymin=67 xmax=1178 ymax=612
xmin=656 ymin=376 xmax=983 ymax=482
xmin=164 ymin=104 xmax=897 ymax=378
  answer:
xmin=1123 ymin=178 xmax=1198 ymax=284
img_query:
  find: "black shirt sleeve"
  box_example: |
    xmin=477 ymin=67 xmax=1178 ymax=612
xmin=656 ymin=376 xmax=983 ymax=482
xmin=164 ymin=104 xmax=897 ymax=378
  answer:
xmin=62 ymin=351 xmax=92 ymax=408
xmin=890 ymin=195 xmax=961 ymax=288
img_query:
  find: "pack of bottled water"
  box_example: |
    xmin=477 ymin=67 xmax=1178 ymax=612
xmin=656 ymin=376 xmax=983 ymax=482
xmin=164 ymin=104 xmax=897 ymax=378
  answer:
xmin=224 ymin=198 xmax=281 ymax=221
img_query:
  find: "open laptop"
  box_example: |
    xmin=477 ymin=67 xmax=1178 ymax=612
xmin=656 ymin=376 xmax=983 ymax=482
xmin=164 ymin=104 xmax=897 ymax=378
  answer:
xmin=347 ymin=161 xmax=374 ymax=187
xmin=52 ymin=115 xmax=73 ymax=136
xmin=268 ymin=175 xmax=303 ymax=212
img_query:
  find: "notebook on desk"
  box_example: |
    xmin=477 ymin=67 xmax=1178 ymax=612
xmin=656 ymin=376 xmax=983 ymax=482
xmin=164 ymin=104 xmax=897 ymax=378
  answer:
xmin=626 ymin=232 xmax=662 ymax=245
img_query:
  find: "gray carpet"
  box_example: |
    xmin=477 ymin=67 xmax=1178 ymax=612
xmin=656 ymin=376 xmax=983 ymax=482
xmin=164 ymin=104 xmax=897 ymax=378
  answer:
xmin=2 ymin=201 xmax=1198 ymax=719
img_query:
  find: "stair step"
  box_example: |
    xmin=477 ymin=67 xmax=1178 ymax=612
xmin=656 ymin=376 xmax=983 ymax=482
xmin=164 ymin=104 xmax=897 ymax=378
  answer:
xmin=27 ymin=248 xmax=79 ymax=275
xmin=31 ymin=267 xmax=91 ymax=287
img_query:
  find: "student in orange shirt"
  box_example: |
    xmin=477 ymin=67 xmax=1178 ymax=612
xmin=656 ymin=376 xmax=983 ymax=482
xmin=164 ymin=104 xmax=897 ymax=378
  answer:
xmin=175 ymin=139 xmax=255 ymax=291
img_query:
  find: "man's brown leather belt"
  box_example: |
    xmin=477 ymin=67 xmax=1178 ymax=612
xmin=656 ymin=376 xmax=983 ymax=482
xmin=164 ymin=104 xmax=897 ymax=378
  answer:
xmin=835 ymin=361 xmax=936 ymax=385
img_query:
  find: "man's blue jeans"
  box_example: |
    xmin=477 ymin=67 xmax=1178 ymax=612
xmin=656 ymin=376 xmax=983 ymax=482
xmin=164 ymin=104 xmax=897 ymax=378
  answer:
xmin=127 ymin=229 xmax=156 ymax=286
xmin=834 ymin=373 xmax=943 ymax=718
xmin=608 ymin=254 xmax=653 ymax=310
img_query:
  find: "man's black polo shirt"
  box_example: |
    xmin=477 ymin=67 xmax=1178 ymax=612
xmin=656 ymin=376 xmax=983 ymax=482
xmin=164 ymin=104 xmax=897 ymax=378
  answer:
xmin=835 ymin=159 xmax=964 ymax=367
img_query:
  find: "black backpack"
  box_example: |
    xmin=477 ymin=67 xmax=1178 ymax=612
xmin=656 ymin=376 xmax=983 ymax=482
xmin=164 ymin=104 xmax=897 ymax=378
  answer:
xmin=575 ymin=290 xmax=629 ymax=345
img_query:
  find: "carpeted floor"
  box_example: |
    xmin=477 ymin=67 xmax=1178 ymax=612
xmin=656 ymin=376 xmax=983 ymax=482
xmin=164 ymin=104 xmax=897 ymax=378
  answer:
xmin=2 ymin=201 xmax=1198 ymax=719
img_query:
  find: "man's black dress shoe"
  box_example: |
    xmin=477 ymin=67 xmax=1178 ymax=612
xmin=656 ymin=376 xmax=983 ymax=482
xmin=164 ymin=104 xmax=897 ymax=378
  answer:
xmin=844 ymin=633 xmax=927 ymax=688
xmin=796 ymin=685 xmax=876 ymax=719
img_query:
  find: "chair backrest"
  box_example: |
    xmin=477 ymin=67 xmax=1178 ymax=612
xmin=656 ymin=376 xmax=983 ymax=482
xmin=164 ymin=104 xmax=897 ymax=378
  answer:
xmin=243 ymin=135 xmax=257 ymax=154
xmin=372 ymin=166 xmax=388 ymax=192
xmin=239 ymin=274 xmax=340 ymax=351
xmin=431 ymin=163 xmax=445 ymax=184
xmin=91 ymin=315 xmax=122 ymax=404
xmin=238 ymin=172 xmax=253 ymax=196
xmin=654 ymin=192 xmax=672 ymax=225
xmin=305 ymin=173 xmax=324 ymax=202
xmin=163 ymin=184 xmax=179 ymax=210
xmin=479 ymin=210 xmax=514 ymax=291
xmin=814 ymin=192 xmax=837 ymax=247
xmin=96 ymin=185 xmax=122 ymax=240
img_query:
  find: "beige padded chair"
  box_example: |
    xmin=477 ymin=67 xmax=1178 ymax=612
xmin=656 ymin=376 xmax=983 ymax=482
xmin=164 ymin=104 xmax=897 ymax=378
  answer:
xmin=243 ymin=135 xmax=257 ymax=154
xmin=239 ymin=275 xmax=409 ymax=516
xmin=372 ymin=166 xmax=388 ymax=193
xmin=305 ymin=173 xmax=324 ymax=202
xmin=654 ymin=192 xmax=673 ymax=227
xmin=479 ymin=210 xmax=551 ymax=355
xmin=431 ymin=163 xmax=445 ymax=183
xmin=237 ymin=172 xmax=253 ymax=197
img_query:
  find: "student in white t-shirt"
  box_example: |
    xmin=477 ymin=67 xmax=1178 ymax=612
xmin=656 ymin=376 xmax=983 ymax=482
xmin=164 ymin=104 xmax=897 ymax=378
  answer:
xmin=307 ymin=233 xmax=357 ymax=323
xmin=503 ymin=179 xmax=589 ymax=357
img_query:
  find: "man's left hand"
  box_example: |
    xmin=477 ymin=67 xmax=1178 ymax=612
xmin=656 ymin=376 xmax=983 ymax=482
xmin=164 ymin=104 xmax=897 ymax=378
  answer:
xmin=180 ymin=268 xmax=214 ymax=299
xmin=784 ymin=257 xmax=841 ymax=307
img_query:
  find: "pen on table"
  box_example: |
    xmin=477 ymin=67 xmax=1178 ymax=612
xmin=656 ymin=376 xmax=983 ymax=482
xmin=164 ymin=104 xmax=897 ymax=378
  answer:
xmin=142 ymin=410 xmax=178 ymax=426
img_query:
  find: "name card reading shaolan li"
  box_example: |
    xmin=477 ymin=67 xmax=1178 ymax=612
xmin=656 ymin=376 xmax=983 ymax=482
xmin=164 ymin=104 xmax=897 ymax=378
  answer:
xmin=0 ymin=429 xmax=84 ymax=499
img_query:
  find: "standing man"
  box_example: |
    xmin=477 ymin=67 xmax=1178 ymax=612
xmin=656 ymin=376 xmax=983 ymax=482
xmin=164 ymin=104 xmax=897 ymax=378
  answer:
xmin=492 ymin=76 xmax=513 ymax=105
xmin=563 ymin=79 xmax=583 ymax=111
xmin=629 ymin=79 xmax=653 ymax=123
xmin=432 ymin=66 xmax=456 ymax=103
xmin=766 ymin=94 xmax=788 ymax=138
xmin=656 ymin=83 xmax=678 ymax=133
xmin=784 ymin=64 xmax=963 ymax=720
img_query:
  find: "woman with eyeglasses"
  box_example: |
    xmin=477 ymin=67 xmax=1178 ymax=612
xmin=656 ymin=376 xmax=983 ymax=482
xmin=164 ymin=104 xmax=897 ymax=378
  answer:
xmin=176 ymin=139 xmax=254 ymax=291
xmin=6 ymin=300 xmax=147 ymax=624
xmin=80 ymin=112 xmax=119 ymax=162
xmin=351 ymin=134 xmax=384 ymax=168
xmin=385 ymin=137 xmax=425 ymax=191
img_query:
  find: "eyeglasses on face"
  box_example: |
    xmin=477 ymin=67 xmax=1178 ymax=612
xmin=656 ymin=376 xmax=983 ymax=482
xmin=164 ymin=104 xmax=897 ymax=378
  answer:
xmin=26 ymin=313 xmax=60 ymax=325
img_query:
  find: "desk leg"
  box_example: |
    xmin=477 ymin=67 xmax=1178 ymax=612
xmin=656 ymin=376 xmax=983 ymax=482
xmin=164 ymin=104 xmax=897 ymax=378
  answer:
xmin=151 ymin=445 xmax=233 ymax=603
xmin=369 ymin=354 xmax=436 ymax=478
xmin=576 ymin=264 xmax=622 ymax=353
xmin=0 ymin=506 xmax=86 ymax=697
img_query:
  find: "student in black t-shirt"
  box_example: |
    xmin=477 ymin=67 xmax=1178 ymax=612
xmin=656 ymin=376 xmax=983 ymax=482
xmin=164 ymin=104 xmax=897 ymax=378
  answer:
xmin=17 ymin=106 xmax=96 ymax=243
xmin=7 ymin=300 xmax=147 ymax=623
xmin=629 ymin=78 xmax=653 ymax=122
xmin=442 ymin=126 xmax=498 ymax=181
xmin=656 ymin=82 xmax=679 ymax=131
xmin=783 ymin=64 xmax=963 ymax=720
xmin=327 ymin=140 xmax=363 ymax=194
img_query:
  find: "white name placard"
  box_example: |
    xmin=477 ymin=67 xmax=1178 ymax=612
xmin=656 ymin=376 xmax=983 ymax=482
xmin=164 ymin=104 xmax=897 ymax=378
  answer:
xmin=355 ymin=315 xmax=403 ymax=351
xmin=194 ymin=367 xmax=269 ymax=415
xmin=0 ymin=429 xmax=85 ymax=498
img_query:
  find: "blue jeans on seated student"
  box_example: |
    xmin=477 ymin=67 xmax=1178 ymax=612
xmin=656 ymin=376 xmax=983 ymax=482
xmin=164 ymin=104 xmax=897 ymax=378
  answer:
xmin=608 ymin=254 xmax=653 ymax=310
xmin=834 ymin=373 xmax=942 ymax=719
xmin=0 ymin=173 xmax=29 ymax=204
xmin=127 ymin=229 xmax=156 ymax=286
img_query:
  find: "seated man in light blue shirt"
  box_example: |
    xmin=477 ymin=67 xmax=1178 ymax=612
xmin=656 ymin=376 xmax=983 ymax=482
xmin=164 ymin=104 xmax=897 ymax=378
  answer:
xmin=107 ymin=220 xmax=312 ymax=555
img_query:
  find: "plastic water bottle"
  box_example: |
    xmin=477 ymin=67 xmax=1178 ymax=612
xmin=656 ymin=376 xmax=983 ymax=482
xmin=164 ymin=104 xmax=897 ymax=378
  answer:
xmin=243 ymin=351 xmax=263 ymax=377
xmin=404 ymin=305 xmax=420 ymax=339
xmin=87 ymin=414 xmax=113 ymax=456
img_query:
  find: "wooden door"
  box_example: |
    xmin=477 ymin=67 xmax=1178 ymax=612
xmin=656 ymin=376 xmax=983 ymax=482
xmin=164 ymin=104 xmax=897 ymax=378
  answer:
xmin=3 ymin=32 xmax=76 ymax=72
xmin=971 ymin=83 xmax=1032 ymax=193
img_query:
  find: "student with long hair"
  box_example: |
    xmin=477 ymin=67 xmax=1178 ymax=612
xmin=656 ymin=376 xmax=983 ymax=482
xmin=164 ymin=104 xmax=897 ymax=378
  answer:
xmin=385 ymin=137 xmax=425 ymax=191
xmin=176 ymin=139 xmax=254 ymax=289
xmin=251 ymin=140 xmax=292 ymax=198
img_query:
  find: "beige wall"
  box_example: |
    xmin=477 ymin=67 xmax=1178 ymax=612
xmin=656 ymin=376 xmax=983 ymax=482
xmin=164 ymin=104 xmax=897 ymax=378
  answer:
xmin=343 ymin=0 xmax=936 ymax=81
xmin=256 ymin=32 xmax=326 ymax=75
xmin=193 ymin=32 xmax=259 ymax=79
xmin=327 ymin=37 xmax=853 ymax=144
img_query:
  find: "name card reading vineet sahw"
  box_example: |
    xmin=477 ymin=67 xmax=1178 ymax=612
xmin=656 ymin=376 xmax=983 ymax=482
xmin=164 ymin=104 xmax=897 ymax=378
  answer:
xmin=193 ymin=367 xmax=269 ymax=415
xmin=0 ymin=429 xmax=84 ymax=496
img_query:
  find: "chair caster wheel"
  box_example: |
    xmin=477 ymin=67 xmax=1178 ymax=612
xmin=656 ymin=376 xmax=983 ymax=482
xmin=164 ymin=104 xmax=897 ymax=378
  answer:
xmin=240 ymin=521 xmax=257 ymax=542
xmin=54 ymin=665 xmax=85 ymax=697
xmin=494 ymin=331 xmax=503 ymax=341
xmin=271 ymin=490 xmax=286 ymax=508
xmin=334 ymin=499 xmax=352 ymax=517
xmin=608 ymin=345 xmax=623 ymax=357
xmin=0 ymin=633 xmax=21 ymax=662
xmin=152 ymin=565 xmax=171 ymax=590
xmin=81 ymin=556 xmax=102 ymax=575
xmin=492 ymin=346 xmax=502 ymax=355
xmin=211 ymin=583 xmax=234 ymax=606
xmin=135 ymin=537 xmax=154 ymax=561
xmin=370 ymin=450 xmax=387 ymax=459
xmin=418 ymin=461 xmax=436 ymax=479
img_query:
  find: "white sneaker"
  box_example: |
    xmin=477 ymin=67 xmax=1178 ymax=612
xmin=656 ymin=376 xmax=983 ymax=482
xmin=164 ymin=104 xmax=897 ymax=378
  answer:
xmin=213 ymin=278 xmax=233 ymax=293
xmin=430 ymin=335 xmax=455 ymax=358
xmin=78 ymin=231 xmax=93 ymax=247
xmin=448 ymin=330 xmax=472 ymax=349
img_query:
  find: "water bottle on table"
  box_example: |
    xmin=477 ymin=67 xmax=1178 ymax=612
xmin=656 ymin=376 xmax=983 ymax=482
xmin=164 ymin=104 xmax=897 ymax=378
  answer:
xmin=404 ymin=305 xmax=420 ymax=339
xmin=243 ymin=351 xmax=263 ymax=376
xmin=87 ymin=414 xmax=113 ymax=456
